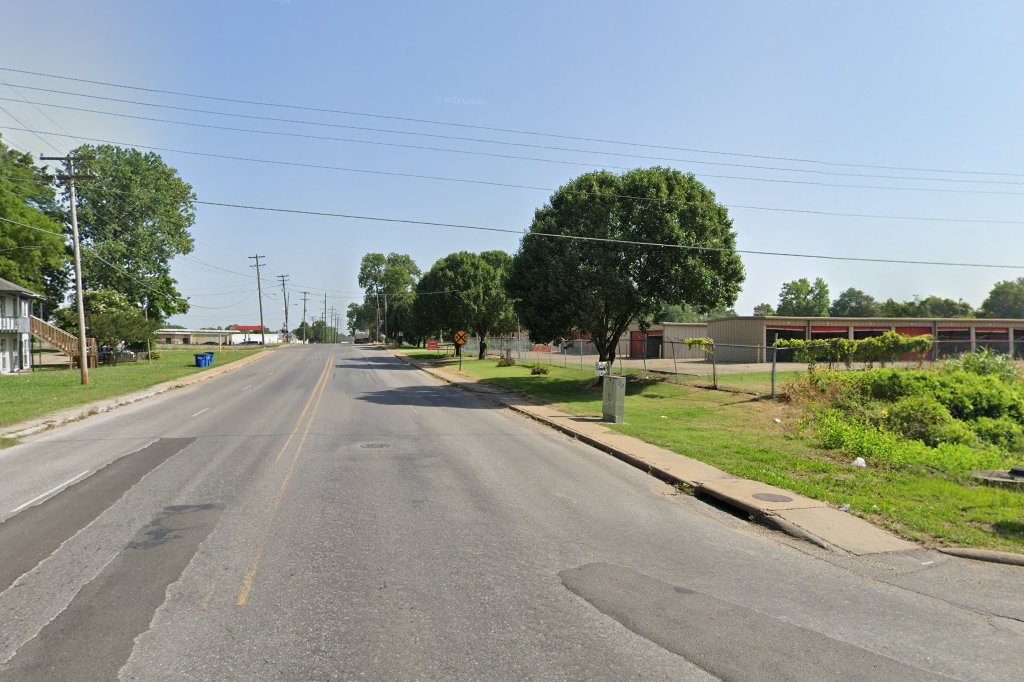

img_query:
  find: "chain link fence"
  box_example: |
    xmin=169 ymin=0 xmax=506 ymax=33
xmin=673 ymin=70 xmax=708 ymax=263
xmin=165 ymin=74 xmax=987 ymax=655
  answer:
xmin=428 ymin=335 xmax=1024 ymax=398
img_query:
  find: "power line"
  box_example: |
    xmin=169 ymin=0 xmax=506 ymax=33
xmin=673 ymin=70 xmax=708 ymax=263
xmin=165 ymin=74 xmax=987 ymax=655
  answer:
xmin=3 ymin=89 xmax=1021 ymax=186
xmin=5 ymin=185 xmax=1023 ymax=273
xmin=0 ymin=78 xmax=72 ymax=155
xmin=3 ymin=65 xmax=1021 ymax=179
xmin=5 ymin=159 xmax=1024 ymax=228
xmin=0 ymin=101 xmax=62 ymax=154
xmin=0 ymin=213 xmax=65 ymax=237
xmin=193 ymin=199 xmax=1024 ymax=270
xmin=1 ymin=134 xmax=32 ymax=155
xmin=6 ymin=122 xmax=1024 ymax=197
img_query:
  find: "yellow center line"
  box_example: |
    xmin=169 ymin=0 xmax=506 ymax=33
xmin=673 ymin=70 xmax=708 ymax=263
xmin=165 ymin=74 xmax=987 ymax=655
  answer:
xmin=237 ymin=353 xmax=334 ymax=607
xmin=272 ymin=355 xmax=333 ymax=464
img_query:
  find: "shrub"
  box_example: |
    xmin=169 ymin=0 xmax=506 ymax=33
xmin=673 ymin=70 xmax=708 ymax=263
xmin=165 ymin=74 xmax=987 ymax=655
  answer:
xmin=927 ymin=370 xmax=1024 ymax=422
xmin=883 ymin=394 xmax=974 ymax=447
xmin=529 ymin=362 xmax=549 ymax=375
xmin=971 ymin=416 xmax=1024 ymax=452
xmin=496 ymin=356 xmax=516 ymax=367
xmin=815 ymin=409 xmax=1009 ymax=473
xmin=943 ymin=348 xmax=1021 ymax=384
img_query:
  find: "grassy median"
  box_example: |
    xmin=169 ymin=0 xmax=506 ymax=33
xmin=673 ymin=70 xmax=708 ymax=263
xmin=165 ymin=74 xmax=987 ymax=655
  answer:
xmin=0 ymin=348 xmax=264 ymax=431
xmin=417 ymin=354 xmax=1024 ymax=554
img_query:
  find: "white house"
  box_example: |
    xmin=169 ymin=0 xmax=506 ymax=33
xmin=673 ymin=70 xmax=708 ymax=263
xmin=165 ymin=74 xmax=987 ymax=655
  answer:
xmin=0 ymin=276 xmax=39 ymax=374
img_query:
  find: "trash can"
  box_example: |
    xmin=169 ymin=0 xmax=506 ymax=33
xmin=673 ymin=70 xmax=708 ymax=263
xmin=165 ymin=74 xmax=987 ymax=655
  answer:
xmin=204 ymin=352 xmax=215 ymax=366
xmin=194 ymin=353 xmax=206 ymax=368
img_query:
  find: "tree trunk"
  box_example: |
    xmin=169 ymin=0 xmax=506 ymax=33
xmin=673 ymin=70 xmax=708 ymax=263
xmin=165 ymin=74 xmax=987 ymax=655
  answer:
xmin=477 ymin=328 xmax=489 ymax=359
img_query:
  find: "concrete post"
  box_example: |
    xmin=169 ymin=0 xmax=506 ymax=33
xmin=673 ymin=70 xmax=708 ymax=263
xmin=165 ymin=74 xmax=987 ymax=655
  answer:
xmin=602 ymin=375 xmax=626 ymax=423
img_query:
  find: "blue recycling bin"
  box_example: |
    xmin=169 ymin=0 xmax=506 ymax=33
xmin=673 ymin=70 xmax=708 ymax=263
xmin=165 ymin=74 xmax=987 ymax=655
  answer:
xmin=204 ymin=352 xmax=215 ymax=366
xmin=194 ymin=353 xmax=206 ymax=368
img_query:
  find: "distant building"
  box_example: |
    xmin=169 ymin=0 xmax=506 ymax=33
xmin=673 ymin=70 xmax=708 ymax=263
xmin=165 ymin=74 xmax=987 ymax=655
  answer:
xmin=156 ymin=328 xmax=233 ymax=345
xmin=0 ymin=276 xmax=39 ymax=374
xmin=708 ymin=316 xmax=1024 ymax=363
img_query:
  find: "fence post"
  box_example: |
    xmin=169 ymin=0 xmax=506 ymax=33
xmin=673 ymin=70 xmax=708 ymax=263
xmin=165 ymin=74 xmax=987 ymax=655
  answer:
xmin=672 ymin=340 xmax=678 ymax=376
xmin=770 ymin=339 xmax=778 ymax=399
xmin=712 ymin=345 xmax=718 ymax=389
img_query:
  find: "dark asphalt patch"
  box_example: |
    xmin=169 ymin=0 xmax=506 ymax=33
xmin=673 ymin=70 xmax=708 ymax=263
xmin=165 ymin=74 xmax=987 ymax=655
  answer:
xmin=559 ymin=563 xmax=950 ymax=682
xmin=0 ymin=437 xmax=196 ymax=593
xmin=1 ymin=503 xmax=222 ymax=681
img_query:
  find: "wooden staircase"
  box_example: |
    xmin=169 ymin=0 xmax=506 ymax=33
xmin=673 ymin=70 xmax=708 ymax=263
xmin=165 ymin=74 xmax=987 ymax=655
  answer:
xmin=30 ymin=315 xmax=98 ymax=368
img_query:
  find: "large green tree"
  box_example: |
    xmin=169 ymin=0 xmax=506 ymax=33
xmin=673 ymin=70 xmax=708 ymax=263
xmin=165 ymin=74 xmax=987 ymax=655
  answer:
xmin=879 ymin=295 xmax=974 ymax=318
xmin=53 ymin=288 xmax=157 ymax=347
xmin=509 ymin=168 xmax=744 ymax=366
xmin=980 ymin=278 xmax=1024 ymax=318
xmin=659 ymin=303 xmax=736 ymax=323
xmin=345 ymin=300 xmax=375 ymax=336
xmin=414 ymin=250 xmax=516 ymax=358
xmin=829 ymin=287 xmax=879 ymax=317
xmin=776 ymin=278 xmax=830 ymax=316
xmin=68 ymin=144 xmax=196 ymax=321
xmin=357 ymin=252 xmax=420 ymax=341
xmin=0 ymin=137 xmax=69 ymax=311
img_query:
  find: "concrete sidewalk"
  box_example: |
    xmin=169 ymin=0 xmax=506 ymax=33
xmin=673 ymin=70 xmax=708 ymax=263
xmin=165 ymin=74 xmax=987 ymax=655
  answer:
xmin=1 ymin=349 xmax=275 ymax=441
xmin=389 ymin=351 xmax=928 ymax=558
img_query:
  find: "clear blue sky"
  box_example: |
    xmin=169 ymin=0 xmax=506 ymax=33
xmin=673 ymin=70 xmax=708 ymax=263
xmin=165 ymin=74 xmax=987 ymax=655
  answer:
xmin=3 ymin=1 xmax=1024 ymax=330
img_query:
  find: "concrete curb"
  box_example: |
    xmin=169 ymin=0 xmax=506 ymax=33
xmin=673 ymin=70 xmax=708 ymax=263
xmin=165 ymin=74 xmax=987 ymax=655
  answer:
xmin=1 ymin=349 xmax=276 ymax=441
xmin=390 ymin=351 xmax=1023 ymax=565
xmin=937 ymin=547 xmax=1024 ymax=567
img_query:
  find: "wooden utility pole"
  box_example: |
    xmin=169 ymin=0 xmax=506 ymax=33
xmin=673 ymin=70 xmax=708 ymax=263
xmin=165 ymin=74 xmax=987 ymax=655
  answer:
xmin=248 ymin=255 xmax=266 ymax=346
xmin=41 ymin=155 xmax=89 ymax=384
xmin=300 ymin=291 xmax=309 ymax=343
xmin=277 ymin=274 xmax=290 ymax=342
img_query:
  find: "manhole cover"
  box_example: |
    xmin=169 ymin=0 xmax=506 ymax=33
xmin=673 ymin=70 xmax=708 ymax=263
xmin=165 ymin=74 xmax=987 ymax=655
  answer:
xmin=361 ymin=443 xmax=390 ymax=449
xmin=753 ymin=492 xmax=793 ymax=503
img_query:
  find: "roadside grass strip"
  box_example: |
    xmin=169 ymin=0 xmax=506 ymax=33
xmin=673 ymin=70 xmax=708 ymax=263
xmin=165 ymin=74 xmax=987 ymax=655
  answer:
xmin=446 ymin=358 xmax=1024 ymax=555
xmin=0 ymin=349 xmax=263 ymax=430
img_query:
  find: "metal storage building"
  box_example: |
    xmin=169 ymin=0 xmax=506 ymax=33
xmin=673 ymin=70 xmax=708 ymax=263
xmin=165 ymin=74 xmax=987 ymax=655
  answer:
xmin=707 ymin=316 xmax=1024 ymax=363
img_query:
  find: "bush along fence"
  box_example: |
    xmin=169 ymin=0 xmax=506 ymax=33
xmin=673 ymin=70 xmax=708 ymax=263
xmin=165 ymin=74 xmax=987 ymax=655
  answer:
xmin=433 ymin=332 xmax=1021 ymax=400
xmin=775 ymin=332 xmax=934 ymax=371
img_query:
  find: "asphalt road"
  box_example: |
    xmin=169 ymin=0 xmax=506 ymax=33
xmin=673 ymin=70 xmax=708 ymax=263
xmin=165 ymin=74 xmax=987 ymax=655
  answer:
xmin=0 ymin=344 xmax=1021 ymax=680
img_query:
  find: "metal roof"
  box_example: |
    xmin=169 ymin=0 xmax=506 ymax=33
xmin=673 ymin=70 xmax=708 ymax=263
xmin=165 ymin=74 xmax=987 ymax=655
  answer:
xmin=0 ymin=276 xmax=41 ymax=298
xmin=711 ymin=315 xmax=1024 ymax=324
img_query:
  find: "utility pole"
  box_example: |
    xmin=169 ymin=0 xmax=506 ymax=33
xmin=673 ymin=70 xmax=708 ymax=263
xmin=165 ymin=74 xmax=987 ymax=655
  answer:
xmin=323 ymin=293 xmax=328 ymax=344
xmin=277 ymin=274 xmax=290 ymax=343
xmin=300 ymin=291 xmax=309 ymax=344
xmin=375 ymin=288 xmax=381 ymax=343
xmin=41 ymin=154 xmax=89 ymax=385
xmin=248 ymin=255 xmax=266 ymax=346
xmin=329 ymin=306 xmax=335 ymax=344
xmin=383 ymin=292 xmax=388 ymax=346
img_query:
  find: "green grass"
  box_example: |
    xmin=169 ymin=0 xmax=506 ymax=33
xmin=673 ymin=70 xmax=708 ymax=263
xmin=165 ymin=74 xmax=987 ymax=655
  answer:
xmin=0 ymin=349 xmax=264 ymax=430
xmin=656 ymin=369 xmax=803 ymax=394
xmin=445 ymin=358 xmax=1024 ymax=554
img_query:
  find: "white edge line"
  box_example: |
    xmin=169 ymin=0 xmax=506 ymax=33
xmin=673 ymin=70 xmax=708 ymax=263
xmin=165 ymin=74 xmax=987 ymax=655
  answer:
xmin=241 ymin=384 xmax=252 ymax=390
xmin=191 ymin=408 xmax=209 ymax=417
xmin=9 ymin=469 xmax=91 ymax=514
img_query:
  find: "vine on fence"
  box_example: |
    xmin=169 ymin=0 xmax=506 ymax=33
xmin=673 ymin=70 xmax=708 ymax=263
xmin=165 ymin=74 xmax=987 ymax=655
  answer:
xmin=776 ymin=331 xmax=932 ymax=370
xmin=684 ymin=337 xmax=716 ymax=354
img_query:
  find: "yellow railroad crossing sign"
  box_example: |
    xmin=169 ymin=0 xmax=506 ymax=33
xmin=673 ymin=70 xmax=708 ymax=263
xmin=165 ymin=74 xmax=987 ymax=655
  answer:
xmin=454 ymin=330 xmax=469 ymax=346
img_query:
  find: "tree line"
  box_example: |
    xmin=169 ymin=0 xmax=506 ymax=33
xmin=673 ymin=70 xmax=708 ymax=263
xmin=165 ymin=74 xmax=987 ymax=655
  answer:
xmin=346 ymin=166 xmax=746 ymax=366
xmin=753 ymin=277 xmax=1024 ymax=319
xmin=0 ymin=135 xmax=196 ymax=348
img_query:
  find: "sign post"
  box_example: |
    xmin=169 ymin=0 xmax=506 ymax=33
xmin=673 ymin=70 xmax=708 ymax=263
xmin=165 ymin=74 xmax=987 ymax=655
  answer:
xmin=454 ymin=330 xmax=468 ymax=370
